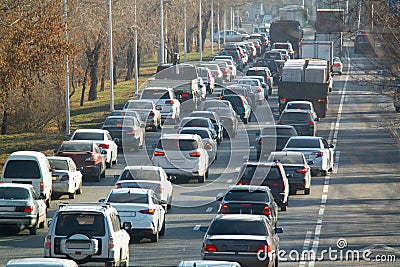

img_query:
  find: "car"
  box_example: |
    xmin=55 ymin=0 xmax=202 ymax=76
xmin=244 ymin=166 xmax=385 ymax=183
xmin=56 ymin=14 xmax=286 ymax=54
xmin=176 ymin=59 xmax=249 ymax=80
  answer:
xmin=179 ymin=127 xmax=218 ymax=164
xmin=197 ymin=66 xmax=215 ymax=94
xmin=283 ymin=136 xmax=334 ymax=176
xmin=115 ymin=165 xmax=174 ymax=209
xmin=70 ymin=129 xmax=118 ymax=168
xmin=5 ymin=258 xmax=78 ymax=267
xmin=108 ymin=109 xmax=145 ymax=126
xmin=102 ymin=188 xmax=166 ymax=243
xmin=263 ymin=50 xmax=286 ymax=61
xmin=178 ymin=260 xmax=241 ymax=267
xmin=123 ymin=99 xmax=162 ymax=131
xmin=271 ymin=42 xmax=294 ymax=58
xmin=332 ymin=57 xmax=343 ymax=75
xmin=213 ymin=59 xmax=237 ymax=79
xmin=213 ymin=30 xmax=250 ymax=43
xmin=244 ymin=41 xmax=257 ymax=59
xmin=277 ymin=109 xmax=318 ymax=136
xmin=283 ymin=100 xmax=318 ymax=121
xmin=270 ymin=48 xmax=290 ymax=60
xmin=221 ymin=94 xmax=251 ymax=124
xmin=246 ymin=67 xmax=274 ymax=94
xmin=152 ymin=134 xmax=209 ymax=183
xmin=224 ymin=44 xmax=248 ymax=66
xmin=0 ymin=183 xmax=47 ymax=235
xmin=202 ymin=99 xmax=234 ymax=112
xmin=222 ymin=85 xmax=256 ymax=111
xmin=206 ymin=107 xmax=238 ymax=138
xmin=256 ymin=125 xmax=298 ymax=159
xmin=218 ymin=49 xmax=244 ymax=71
xmin=241 ymin=76 xmax=269 ymax=100
xmin=249 ymin=33 xmax=269 ymax=52
xmin=198 ymin=77 xmax=207 ymax=100
xmin=178 ymin=117 xmax=218 ymax=143
xmin=216 ymin=185 xmax=278 ymax=228
xmin=267 ymin=151 xmax=311 ymax=195
xmin=237 ymin=79 xmax=264 ymax=104
xmin=236 ymin=161 xmax=290 ymax=211
xmin=189 ymin=110 xmax=224 ymax=144
xmin=101 ymin=115 xmax=145 ymax=151
xmin=54 ymin=140 xmax=106 ymax=182
xmin=139 ymin=87 xmax=181 ymax=123
xmin=200 ymin=63 xmax=224 ymax=85
xmin=47 ymin=156 xmax=83 ymax=199
xmin=44 ymin=203 xmax=130 ymax=266
xmin=201 ymin=214 xmax=283 ymax=267
xmin=247 ymin=39 xmax=262 ymax=56
xmin=210 ymin=61 xmax=231 ymax=82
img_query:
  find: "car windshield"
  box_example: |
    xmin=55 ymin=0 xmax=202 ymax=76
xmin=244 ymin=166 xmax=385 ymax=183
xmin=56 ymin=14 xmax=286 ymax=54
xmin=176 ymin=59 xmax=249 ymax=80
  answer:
xmin=208 ymin=219 xmax=266 ymax=235
xmin=208 ymin=108 xmax=233 ymax=117
xmin=286 ymin=103 xmax=311 ymax=110
xmin=239 ymin=165 xmax=282 ymax=182
xmin=264 ymin=53 xmax=282 ymax=60
xmin=222 ymin=96 xmax=243 ymax=107
xmin=203 ymin=101 xmax=230 ymax=110
xmin=181 ymin=119 xmax=208 ymax=128
xmin=61 ymin=143 xmax=92 ymax=152
xmin=280 ymin=112 xmax=310 ymax=122
xmin=141 ymin=89 xmax=170 ymax=99
xmin=269 ymin=155 xmax=304 ymax=164
xmin=3 ymin=160 xmax=41 ymax=179
xmin=48 ymin=159 xmax=69 ymax=171
xmin=286 ymin=138 xmax=320 ymax=148
xmin=119 ymin=169 xmax=160 ymax=181
xmin=201 ymin=64 xmax=218 ymax=71
xmin=238 ymin=80 xmax=258 ymax=86
xmin=125 ymin=101 xmax=152 ymax=109
xmin=0 ymin=187 xmax=30 ymax=200
xmin=224 ymin=190 xmax=270 ymax=202
xmin=107 ymin=192 xmax=148 ymax=204
xmin=103 ymin=118 xmax=134 ymax=127
xmin=180 ymin=129 xmax=209 ymax=139
xmin=72 ymin=132 xmax=103 ymax=141
xmin=55 ymin=212 xmax=105 ymax=236
xmin=157 ymin=139 xmax=198 ymax=151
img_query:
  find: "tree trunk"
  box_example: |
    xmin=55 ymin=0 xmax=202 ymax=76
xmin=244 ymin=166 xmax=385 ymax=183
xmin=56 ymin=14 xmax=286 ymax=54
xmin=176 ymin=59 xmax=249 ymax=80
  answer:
xmin=80 ymin=65 xmax=89 ymax=106
xmin=1 ymin=110 xmax=7 ymax=135
xmin=125 ymin=43 xmax=134 ymax=81
xmin=100 ymin=54 xmax=107 ymax=91
xmin=86 ymin=40 xmax=102 ymax=102
xmin=201 ymin=10 xmax=211 ymax=51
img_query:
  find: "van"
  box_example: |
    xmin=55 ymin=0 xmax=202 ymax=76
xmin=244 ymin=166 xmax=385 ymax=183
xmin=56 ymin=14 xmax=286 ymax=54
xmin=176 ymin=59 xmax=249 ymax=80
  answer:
xmin=1 ymin=151 xmax=53 ymax=207
xmin=6 ymin=258 xmax=78 ymax=267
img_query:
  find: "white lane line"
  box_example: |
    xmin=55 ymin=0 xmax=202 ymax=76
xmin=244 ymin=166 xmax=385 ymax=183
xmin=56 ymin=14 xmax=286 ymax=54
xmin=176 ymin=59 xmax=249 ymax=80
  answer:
xmin=227 ymin=179 xmax=233 ymax=183
xmin=323 ymin=184 xmax=329 ymax=193
xmin=321 ymin=194 xmax=327 ymax=204
xmin=205 ymin=207 xmax=213 ymax=213
xmin=235 ymin=167 xmax=241 ymax=172
xmin=333 ymin=151 xmax=341 ymax=173
xmin=299 ymin=231 xmax=313 ymax=266
xmin=193 ymin=225 xmax=201 ymax=231
xmin=318 ymin=205 xmax=325 ymax=216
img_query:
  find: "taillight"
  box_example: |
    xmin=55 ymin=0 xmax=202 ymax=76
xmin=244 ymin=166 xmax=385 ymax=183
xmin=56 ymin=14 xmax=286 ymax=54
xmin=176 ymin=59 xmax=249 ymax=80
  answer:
xmin=307 ymin=121 xmax=314 ymax=125
xmin=257 ymin=87 xmax=262 ymax=92
xmin=130 ymin=129 xmax=137 ymax=134
xmin=40 ymin=182 xmax=44 ymax=192
xmin=139 ymin=209 xmax=155 ymax=215
xmin=165 ymin=100 xmax=174 ymax=105
xmin=217 ymin=71 xmax=223 ymax=77
xmin=317 ymin=99 xmax=325 ymax=103
xmin=311 ymin=151 xmax=323 ymax=158
xmin=236 ymin=57 xmax=241 ymax=61
xmin=203 ymin=243 xmax=217 ymax=252
xmin=60 ymin=175 xmax=69 ymax=181
xmin=262 ymin=205 xmax=271 ymax=215
xmin=334 ymin=63 xmax=341 ymax=67
xmin=15 ymin=206 xmax=34 ymax=213
xmin=154 ymin=151 xmax=165 ymax=156
xmin=149 ymin=111 xmax=155 ymax=117
xmin=85 ymin=155 xmax=99 ymax=162
xmin=277 ymin=121 xmax=283 ymax=125
xmin=223 ymin=68 xmax=228 ymax=75
xmin=45 ymin=235 xmax=51 ymax=247
xmin=109 ymin=237 xmax=115 ymax=249
xmin=182 ymin=93 xmax=189 ymax=97
xmin=259 ymin=138 xmax=263 ymax=145
xmin=204 ymin=142 xmax=212 ymax=148
xmin=281 ymin=97 xmax=287 ymax=101
xmin=98 ymin=143 xmax=109 ymax=149
xmin=257 ymin=244 xmax=271 ymax=253
xmin=189 ymin=151 xmax=201 ymax=157
xmin=295 ymin=168 xmax=310 ymax=174
xmin=220 ymin=204 xmax=229 ymax=213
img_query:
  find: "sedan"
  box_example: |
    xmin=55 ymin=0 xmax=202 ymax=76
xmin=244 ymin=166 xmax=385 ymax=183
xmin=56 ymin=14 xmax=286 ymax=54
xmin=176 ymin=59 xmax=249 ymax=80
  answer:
xmin=278 ymin=109 xmax=318 ymax=136
xmin=283 ymin=136 xmax=334 ymax=176
xmin=102 ymin=188 xmax=166 ymax=243
xmin=179 ymin=127 xmax=218 ymax=164
xmin=332 ymin=57 xmax=343 ymax=75
xmin=123 ymin=99 xmax=162 ymax=131
xmin=206 ymin=107 xmax=238 ymax=138
xmin=216 ymin=185 xmax=278 ymax=228
xmin=189 ymin=110 xmax=224 ymax=144
xmin=237 ymin=79 xmax=264 ymax=104
xmin=0 ymin=183 xmax=47 ymax=235
xmin=178 ymin=117 xmax=218 ymax=143
xmin=115 ymin=165 xmax=173 ymax=210
xmin=284 ymin=100 xmax=318 ymax=121
xmin=201 ymin=214 xmax=283 ymax=267
xmin=267 ymin=151 xmax=311 ymax=195
xmin=47 ymin=156 xmax=83 ymax=199
xmin=221 ymin=94 xmax=251 ymax=124
xmin=256 ymin=125 xmax=298 ymax=160
xmin=54 ymin=140 xmax=106 ymax=181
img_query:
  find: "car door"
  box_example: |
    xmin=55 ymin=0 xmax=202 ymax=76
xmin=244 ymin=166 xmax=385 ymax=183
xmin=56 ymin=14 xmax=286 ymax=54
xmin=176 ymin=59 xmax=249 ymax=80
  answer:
xmin=151 ymin=192 xmax=165 ymax=231
xmin=31 ymin=187 xmax=46 ymax=220
xmin=69 ymin=159 xmax=81 ymax=191
xmin=321 ymin=138 xmax=334 ymax=169
xmin=106 ymin=132 xmax=118 ymax=158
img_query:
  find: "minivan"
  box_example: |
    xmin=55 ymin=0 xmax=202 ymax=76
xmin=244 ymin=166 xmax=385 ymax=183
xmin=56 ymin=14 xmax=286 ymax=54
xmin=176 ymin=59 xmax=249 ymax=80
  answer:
xmin=1 ymin=151 xmax=53 ymax=207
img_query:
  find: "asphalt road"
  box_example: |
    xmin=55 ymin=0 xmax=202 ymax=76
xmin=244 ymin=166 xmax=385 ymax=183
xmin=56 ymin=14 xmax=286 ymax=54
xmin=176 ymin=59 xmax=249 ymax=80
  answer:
xmin=0 ymin=41 xmax=399 ymax=267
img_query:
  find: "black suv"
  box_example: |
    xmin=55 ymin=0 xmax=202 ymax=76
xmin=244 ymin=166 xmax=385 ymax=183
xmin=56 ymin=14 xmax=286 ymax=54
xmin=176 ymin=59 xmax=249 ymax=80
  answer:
xmin=236 ymin=161 xmax=290 ymax=211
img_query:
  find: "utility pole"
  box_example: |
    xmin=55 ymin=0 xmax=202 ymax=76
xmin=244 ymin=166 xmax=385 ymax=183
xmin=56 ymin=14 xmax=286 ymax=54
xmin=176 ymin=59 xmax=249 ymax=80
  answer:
xmin=199 ymin=0 xmax=203 ymax=61
xmin=63 ymin=0 xmax=70 ymax=135
xmin=217 ymin=0 xmax=220 ymax=50
xmin=184 ymin=0 xmax=187 ymax=62
xmin=160 ymin=0 xmax=165 ymax=64
xmin=211 ymin=0 xmax=214 ymax=55
xmin=134 ymin=0 xmax=139 ymax=95
xmin=108 ymin=0 xmax=114 ymax=111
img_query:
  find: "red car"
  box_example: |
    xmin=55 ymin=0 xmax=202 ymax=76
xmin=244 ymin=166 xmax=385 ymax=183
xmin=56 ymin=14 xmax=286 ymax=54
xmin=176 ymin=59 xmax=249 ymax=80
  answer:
xmin=55 ymin=140 xmax=106 ymax=182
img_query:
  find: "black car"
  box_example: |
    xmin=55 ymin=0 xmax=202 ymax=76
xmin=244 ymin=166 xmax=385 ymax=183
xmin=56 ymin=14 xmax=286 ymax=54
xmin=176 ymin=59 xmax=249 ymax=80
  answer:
xmin=221 ymin=85 xmax=256 ymax=111
xmin=256 ymin=125 xmax=298 ymax=160
xmin=220 ymin=94 xmax=251 ymax=124
xmin=278 ymin=109 xmax=317 ymax=136
xmin=201 ymin=214 xmax=282 ymax=267
xmin=206 ymin=107 xmax=238 ymax=138
xmin=216 ymin=185 xmax=279 ymax=228
xmin=178 ymin=117 xmax=218 ymax=143
xmin=189 ymin=111 xmax=224 ymax=144
xmin=236 ymin=161 xmax=290 ymax=211
xmin=246 ymin=67 xmax=274 ymax=95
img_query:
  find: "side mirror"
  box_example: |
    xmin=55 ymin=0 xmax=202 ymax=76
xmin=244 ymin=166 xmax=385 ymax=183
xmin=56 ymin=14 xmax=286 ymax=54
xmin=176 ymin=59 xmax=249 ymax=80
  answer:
xmin=101 ymin=149 xmax=107 ymax=155
xmin=315 ymin=117 xmax=320 ymax=122
xmin=329 ymin=144 xmax=334 ymax=148
xmin=168 ymin=175 xmax=176 ymax=181
xmin=286 ymin=173 xmax=293 ymax=178
xmin=275 ymin=227 xmax=284 ymax=234
xmin=156 ymin=106 xmax=162 ymax=111
xmin=99 ymin=199 xmax=106 ymax=203
xmin=114 ymin=138 xmax=120 ymax=143
xmin=114 ymin=174 xmax=119 ymax=179
xmin=47 ymin=220 xmax=52 ymax=228
xmin=159 ymin=200 xmax=168 ymax=205
xmin=39 ymin=193 xmax=46 ymax=200
xmin=122 ymin=222 xmax=132 ymax=230
xmin=53 ymin=149 xmax=58 ymax=154
xmin=140 ymin=123 xmax=145 ymax=128
xmin=255 ymin=131 xmax=260 ymax=136
xmin=199 ymin=226 xmax=209 ymax=232
xmin=215 ymin=195 xmax=223 ymax=201
xmin=307 ymin=160 xmax=314 ymax=165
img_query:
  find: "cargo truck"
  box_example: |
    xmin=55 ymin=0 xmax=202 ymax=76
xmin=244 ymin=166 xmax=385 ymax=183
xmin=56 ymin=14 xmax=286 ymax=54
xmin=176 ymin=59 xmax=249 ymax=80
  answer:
xmin=299 ymin=41 xmax=334 ymax=68
xmin=269 ymin=20 xmax=303 ymax=58
xmin=278 ymin=59 xmax=332 ymax=118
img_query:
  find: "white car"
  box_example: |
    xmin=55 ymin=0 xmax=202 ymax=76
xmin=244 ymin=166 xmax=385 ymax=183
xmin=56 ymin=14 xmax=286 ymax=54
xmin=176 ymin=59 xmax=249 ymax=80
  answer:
xmin=0 ymin=183 xmax=47 ymax=235
xmin=152 ymin=134 xmax=209 ymax=183
xmin=283 ymin=136 xmax=334 ymax=176
xmin=332 ymin=57 xmax=343 ymax=75
xmin=139 ymin=87 xmax=181 ymax=123
xmin=114 ymin=165 xmax=174 ymax=210
xmin=214 ymin=59 xmax=237 ymax=80
xmin=6 ymin=258 xmax=78 ymax=267
xmin=284 ymin=100 xmax=318 ymax=120
xmin=70 ymin=129 xmax=118 ymax=168
xmin=123 ymin=99 xmax=162 ymax=131
xmin=179 ymin=127 xmax=218 ymax=164
xmin=237 ymin=78 xmax=265 ymax=105
xmin=103 ymin=188 xmax=166 ymax=243
xmin=47 ymin=156 xmax=83 ymax=199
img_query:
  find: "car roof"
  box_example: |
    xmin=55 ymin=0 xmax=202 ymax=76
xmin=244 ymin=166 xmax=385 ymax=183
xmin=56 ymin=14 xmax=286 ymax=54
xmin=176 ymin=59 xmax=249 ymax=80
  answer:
xmin=105 ymin=115 xmax=135 ymax=120
xmin=160 ymin=133 xmax=201 ymax=141
xmin=5 ymin=258 xmax=78 ymax=267
xmin=122 ymin=165 xmax=162 ymax=171
xmin=262 ymin=125 xmax=296 ymax=129
xmin=178 ymin=260 xmax=241 ymax=267
xmin=0 ymin=183 xmax=33 ymax=190
xmin=270 ymin=151 xmax=304 ymax=156
xmin=110 ymin=187 xmax=152 ymax=195
xmin=73 ymin=129 xmax=107 ymax=133
xmin=288 ymin=136 xmax=322 ymax=141
xmin=227 ymin=185 xmax=271 ymax=192
xmin=181 ymin=116 xmax=211 ymax=122
xmin=47 ymin=156 xmax=72 ymax=161
xmin=281 ymin=109 xmax=311 ymax=114
xmin=180 ymin=127 xmax=212 ymax=134
xmin=9 ymin=151 xmax=46 ymax=158
xmin=58 ymin=203 xmax=114 ymax=213
xmin=62 ymin=140 xmax=96 ymax=145
xmin=214 ymin=213 xmax=264 ymax=222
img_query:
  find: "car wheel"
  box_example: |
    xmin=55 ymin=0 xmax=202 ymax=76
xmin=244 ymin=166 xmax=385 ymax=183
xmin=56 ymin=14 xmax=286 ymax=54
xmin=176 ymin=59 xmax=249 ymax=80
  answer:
xmin=101 ymin=166 xmax=106 ymax=178
xmin=243 ymin=117 xmax=248 ymax=124
xmin=93 ymin=171 xmax=101 ymax=182
xmin=167 ymin=196 xmax=172 ymax=210
xmin=304 ymin=187 xmax=310 ymax=195
xmin=320 ymin=170 xmax=328 ymax=176
xmin=198 ymin=172 xmax=206 ymax=183
xmin=106 ymin=156 xmax=112 ymax=168
xmin=29 ymin=217 xmax=39 ymax=235
xmin=150 ymin=228 xmax=159 ymax=242
xmin=69 ymin=191 xmax=76 ymax=199
xmin=112 ymin=156 xmax=118 ymax=165
xmin=160 ymin=218 xmax=166 ymax=236
xmin=46 ymin=197 xmax=51 ymax=208
xmin=77 ymin=183 xmax=83 ymax=194
xmin=152 ymin=125 xmax=157 ymax=132
xmin=281 ymin=204 xmax=287 ymax=212
xmin=39 ymin=215 xmax=46 ymax=229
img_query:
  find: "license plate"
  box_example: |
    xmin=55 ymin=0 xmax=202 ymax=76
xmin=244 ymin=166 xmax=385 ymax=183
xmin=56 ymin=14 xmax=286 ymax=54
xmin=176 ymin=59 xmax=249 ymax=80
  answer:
xmin=225 ymin=245 xmax=249 ymax=252
xmin=67 ymin=242 xmax=90 ymax=249
xmin=130 ymin=212 xmax=136 ymax=217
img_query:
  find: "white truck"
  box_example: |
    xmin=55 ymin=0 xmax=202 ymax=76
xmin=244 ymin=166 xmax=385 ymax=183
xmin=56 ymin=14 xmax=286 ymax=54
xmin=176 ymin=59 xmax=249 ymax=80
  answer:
xmin=299 ymin=41 xmax=334 ymax=68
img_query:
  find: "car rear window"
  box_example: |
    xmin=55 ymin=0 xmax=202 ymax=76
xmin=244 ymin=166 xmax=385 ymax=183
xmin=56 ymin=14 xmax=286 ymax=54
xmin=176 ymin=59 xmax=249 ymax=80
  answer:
xmin=208 ymin=219 xmax=266 ymax=235
xmin=3 ymin=160 xmax=41 ymax=179
xmin=286 ymin=103 xmax=311 ymax=110
xmin=0 ymin=187 xmax=30 ymax=199
xmin=280 ymin=112 xmax=311 ymax=122
xmin=208 ymin=108 xmax=232 ymax=117
xmin=61 ymin=143 xmax=92 ymax=152
xmin=125 ymin=101 xmax=153 ymax=109
xmin=48 ymin=159 xmax=69 ymax=171
xmin=261 ymin=127 xmax=295 ymax=136
xmin=224 ymin=190 xmax=270 ymax=202
xmin=157 ymin=139 xmax=198 ymax=151
xmin=238 ymin=80 xmax=258 ymax=86
xmin=264 ymin=52 xmax=282 ymax=60
xmin=222 ymin=96 xmax=242 ymax=106
xmin=180 ymin=129 xmax=209 ymax=139
xmin=141 ymin=89 xmax=170 ymax=99
xmin=268 ymin=155 xmax=303 ymax=164
xmin=103 ymin=118 xmax=134 ymax=127
xmin=107 ymin=192 xmax=148 ymax=204
xmin=55 ymin=212 xmax=105 ymax=236
xmin=247 ymin=70 xmax=266 ymax=77
xmin=181 ymin=119 xmax=208 ymax=128
xmin=273 ymin=43 xmax=290 ymax=49
xmin=239 ymin=165 xmax=282 ymax=183
xmin=286 ymin=138 xmax=320 ymax=148
xmin=72 ymin=132 xmax=103 ymax=141
xmin=119 ymin=169 xmax=160 ymax=181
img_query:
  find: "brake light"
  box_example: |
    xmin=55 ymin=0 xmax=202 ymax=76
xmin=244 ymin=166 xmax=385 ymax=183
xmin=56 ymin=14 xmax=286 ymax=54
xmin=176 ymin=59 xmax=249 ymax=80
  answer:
xmin=220 ymin=204 xmax=229 ymax=213
xmin=60 ymin=175 xmax=69 ymax=181
xmin=240 ymin=203 xmax=252 ymax=207
xmin=189 ymin=151 xmax=201 ymax=157
xmin=45 ymin=235 xmax=51 ymax=247
xmin=223 ymin=68 xmax=228 ymax=75
xmin=154 ymin=151 xmax=165 ymax=156
xmin=257 ymin=244 xmax=271 ymax=253
xmin=281 ymin=97 xmax=287 ymax=101
xmin=236 ymin=57 xmax=241 ymax=61
xmin=182 ymin=93 xmax=189 ymax=97
xmin=262 ymin=205 xmax=271 ymax=215
xmin=259 ymin=139 xmax=263 ymax=145
xmin=165 ymin=100 xmax=174 ymax=105
xmin=40 ymin=182 xmax=44 ymax=192
xmin=333 ymin=63 xmax=341 ymax=67
xmin=204 ymin=142 xmax=212 ymax=148
xmin=149 ymin=111 xmax=155 ymax=117
xmin=85 ymin=155 xmax=99 ymax=162
xmin=98 ymin=143 xmax=109 ymax=149
xmin=295 ymin=168 xmax=310 ymax=174
xmin=277 ymin=121 xmax=283 ymax=125
xmin=257 ymin=87 xmax=262 ymax=92
xmin=139 ymin=209 xmax=155 ymax=215
xmin=109 ymin=237 xmax=115 ymax=249
xmin=130 ymin=129 xmax=137 ymax=134
xmin=311 ymin=151 xmax=323 ymax=158
xmin=306 ymin=121 xmax=314 ymax=125
xmin=216 ymin=71 xmax=223 ymax=77
xmin=317 ymin=99 xmax=325 ymax=103
xmin=15 ymin=206 xmax=34 ymax=213
xmin=204 ymin=243 xmax=217 ymax=252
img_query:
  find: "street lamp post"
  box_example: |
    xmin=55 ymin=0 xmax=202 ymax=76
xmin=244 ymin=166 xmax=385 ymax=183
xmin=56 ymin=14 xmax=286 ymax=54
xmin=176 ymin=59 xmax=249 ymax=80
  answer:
xmin=63 ymin=0 xmax=70 ymax=135
xmin=211 ymin=0 xmax=214 ymax=55
xmin=134 ymin=0 xmax=139 ymax=95
xmin=199 ymin=0 xmax=202 ymax=61
xmin=184 ymin=0 xmax=187 ymax=62
xmin=108 ymin=0 xmax=114 ymax=111
xmin=160 ymin=0 xmax=165 ymax=64
xmin=217 ymin=0 xmax=220 ymax=50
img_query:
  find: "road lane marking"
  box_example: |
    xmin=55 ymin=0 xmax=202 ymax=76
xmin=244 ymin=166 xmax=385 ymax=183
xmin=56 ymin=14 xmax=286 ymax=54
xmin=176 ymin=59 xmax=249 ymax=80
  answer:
xmin=323 ymin=184 xmax=329 ymax=193
xmin=299 ymin=231 xmax=313 ymax=266
xmin=321 ymin=194 xmax=327 ymax=204
xmin=193 ymin=225 xmax=201 ymax=231
xmin=227 ymin=179 xmax=233 ymax=183
xmin=206 ymin=207 xmax=213 ymax=213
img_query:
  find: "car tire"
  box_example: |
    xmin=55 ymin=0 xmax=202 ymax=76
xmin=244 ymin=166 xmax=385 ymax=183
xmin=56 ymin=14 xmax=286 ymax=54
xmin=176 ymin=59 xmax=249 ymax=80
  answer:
xmin=305 ymin=188 xmax=310 ymax=195
xmin=46 ymin=197 xmax=51 ymax=208
xmin=152 ymin=125 xmax=157 ymax=132
xmin=101 ymin=166 xmax=106 ymax=178
xmin=106 ymin=157 xmax=112 ymax=168
xmin=160 ymin=218 xmax=166 ymax=236
xmin=77 ymin=183 xmax=83 ymax=194
xmin=320 ymin=170 xmax=328 ymax=176
xmin=39 ymin=215 xmax=46 ymax=229
xmin=150 ymin=228 xmax=159 ymax=242
xmin=29 ymin=217 xmax=39 ymax=235
xmin=243 ymin=117 xmax=248 ymax=124
xmin=198 ymin=172 xmax=206 ymax=183
xmin=69 ymin=191 xmax=76 ymax=199
xmin=94 ymin=171 xmax=101 ymax=182
xmin=281 ymin=204 xmax=287 ymax=212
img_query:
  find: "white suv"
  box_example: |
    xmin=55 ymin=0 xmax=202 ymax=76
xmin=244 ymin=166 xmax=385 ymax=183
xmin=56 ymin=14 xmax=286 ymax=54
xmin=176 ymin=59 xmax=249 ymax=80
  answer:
xmin=152 ymin=134 xmax=209 ymax=183
xmin=44 ymin=203 xmax=130 ymax=266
